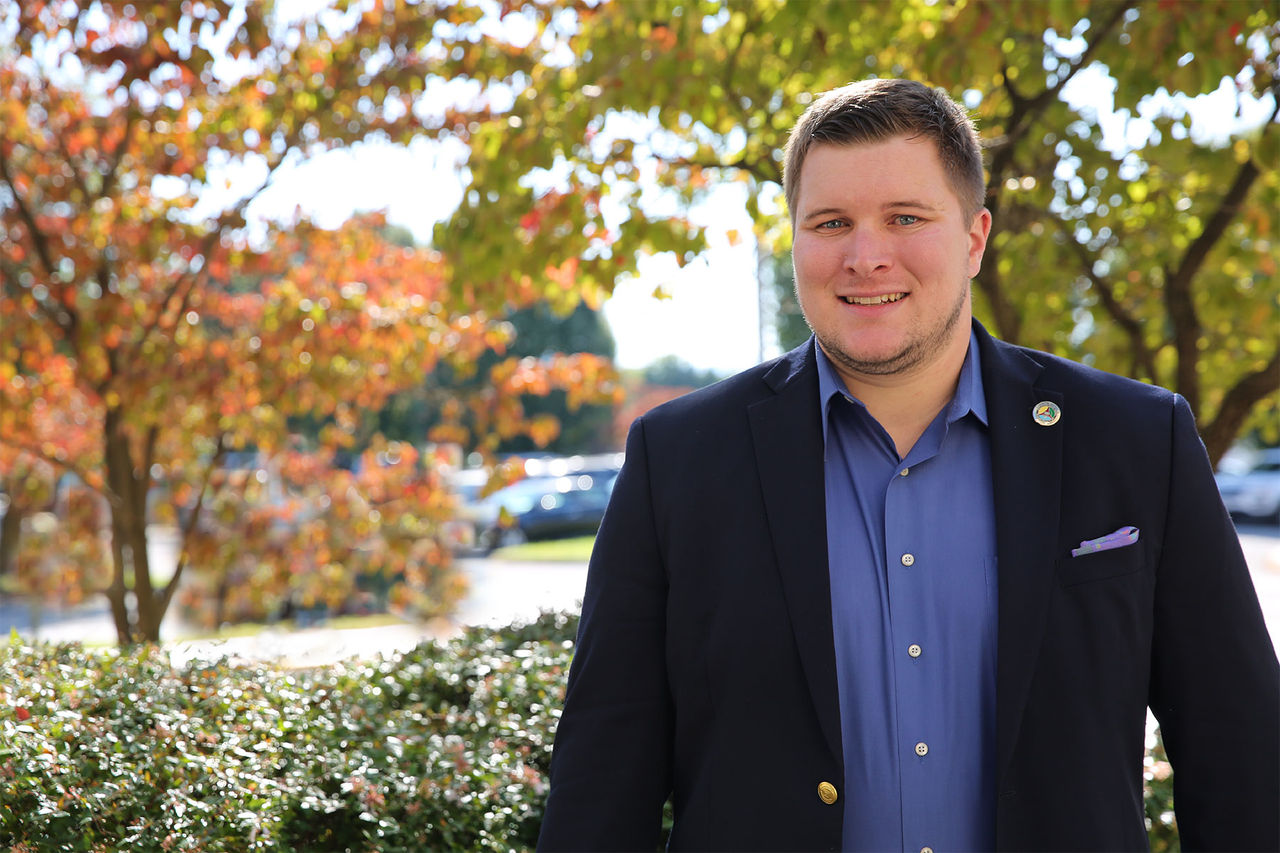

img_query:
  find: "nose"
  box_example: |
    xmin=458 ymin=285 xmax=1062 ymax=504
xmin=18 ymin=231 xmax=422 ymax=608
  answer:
xmin=842 ymin=227 xmax=892 ymax=277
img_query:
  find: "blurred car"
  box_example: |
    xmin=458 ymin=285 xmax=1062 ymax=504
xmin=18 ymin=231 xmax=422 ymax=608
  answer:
xmin=475 ymin=469 xmax=618 ymax=551
xmin=1215 ymin=447 xmax=1280 ymax=523
xmin=440 ymin=467 xmax=495 ymax=553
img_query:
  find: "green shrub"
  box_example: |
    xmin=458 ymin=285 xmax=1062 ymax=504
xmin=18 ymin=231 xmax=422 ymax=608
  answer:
xmin=0 ymin=612 xmax=1181 ymax=851
xmin=0 ymin=613 xmax=573 ymax=852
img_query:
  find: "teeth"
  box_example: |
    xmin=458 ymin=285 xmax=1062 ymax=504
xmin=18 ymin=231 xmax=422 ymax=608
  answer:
xmin=841 ymin=293 xmax=905 ymax=305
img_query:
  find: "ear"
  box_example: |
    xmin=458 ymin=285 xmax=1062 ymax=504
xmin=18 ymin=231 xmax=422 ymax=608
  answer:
xmin=967 ymin=208 xmax=992 ymax=278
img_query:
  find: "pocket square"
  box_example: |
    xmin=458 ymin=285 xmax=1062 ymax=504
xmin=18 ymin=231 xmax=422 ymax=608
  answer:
xmin=1071 ymin=526 xmax=1139 ymax=557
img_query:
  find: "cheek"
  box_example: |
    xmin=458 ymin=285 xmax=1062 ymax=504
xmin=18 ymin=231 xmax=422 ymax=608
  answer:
xmin=792 ymin=238 xmax=837 ymax=283
xmin=904 ymin=239 xmax=966 ymax=281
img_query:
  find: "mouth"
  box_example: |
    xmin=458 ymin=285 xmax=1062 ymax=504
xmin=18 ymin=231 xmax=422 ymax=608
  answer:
xmin=840 ymin=293 xmax=906 ymax=306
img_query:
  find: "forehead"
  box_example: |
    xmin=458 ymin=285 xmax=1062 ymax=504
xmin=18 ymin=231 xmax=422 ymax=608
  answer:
xmin=795 ymin=135 xmax=958 ymax=211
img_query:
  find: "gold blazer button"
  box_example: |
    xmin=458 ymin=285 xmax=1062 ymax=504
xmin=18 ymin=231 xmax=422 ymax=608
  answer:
xmin=817 ymin=781 xmax=838 ymax=805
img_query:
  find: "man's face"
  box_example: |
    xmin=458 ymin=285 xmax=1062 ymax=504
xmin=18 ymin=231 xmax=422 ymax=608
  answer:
xmin=791 ymin=134 xmax=991 ymax=386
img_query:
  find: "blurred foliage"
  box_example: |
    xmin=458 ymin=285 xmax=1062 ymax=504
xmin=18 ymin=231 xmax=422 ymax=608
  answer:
xmin=0 ymin=611 xmax=1185 ymax=850
xmin=760 ymin=250 xmax=810 ymax=354
xmin=501 ymin=303 xmax=619 ymax=454
xmin=0 ymin=1 xmax=619 ymax=643
xmin=640 ymin=354 xmax=725 ymax=389
xmin=311 ymin=301 xmax=621 ymax=456
xmin=1145 ymin=724 xmax=1179 ymax=851
xmin=176 ymin=440 xmax=468 ymax=630
xmin=3 ymin=0 xmax=1274 ymax=642
xmin=436 ymin=0 xmax=1279 ymax=464
xmin=430 ymin=302 xmax=620 ymax=455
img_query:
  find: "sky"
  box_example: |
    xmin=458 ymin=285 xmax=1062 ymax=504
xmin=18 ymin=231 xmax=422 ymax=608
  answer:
xmin=244 ymin=136 xmax=765 ymax=375
xmin=241 ymin=62 xmax=1273 ymax=378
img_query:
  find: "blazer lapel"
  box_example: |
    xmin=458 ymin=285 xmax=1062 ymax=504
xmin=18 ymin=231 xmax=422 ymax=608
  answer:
xmin=747 ymin=343 xmax=843 ymax=766
xmin=976 ymin=325 xmax=1064 ymax=783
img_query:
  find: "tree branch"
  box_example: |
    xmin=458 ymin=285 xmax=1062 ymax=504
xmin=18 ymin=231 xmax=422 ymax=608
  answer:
xmin=99 ymin=104 xmax=139 ymax=201
xmin=0 ymin=132 xmax=81 ymax=345
xmin=669 ymin=152 xmax=778 ymax=186
xmin=0 ymin=435 xmax=115 ymax=508
xmin=0 ymin=254 xmax=70 ymax=334
xmin=157 ymin=433 xmax=227 ymax=618
xmin=1201 ymin=349 xmax=1280 ymax=466
xmin=1164 ymin=95 xmax=1276 ymax=415
xmin=51 ymin=121 xmax=94 ymax=201
xmin=126 ymin=120 xmax=303 ymax=367
xmin=1054 ymin=217 xmax=1158 ymax=381
xmin=0 ymin=138 xmax=59 ymax=284
xmin=988 ymin=1 xmax=1135 ymax=185
xmin=981 ymin=4 xmax=1136 ymax=343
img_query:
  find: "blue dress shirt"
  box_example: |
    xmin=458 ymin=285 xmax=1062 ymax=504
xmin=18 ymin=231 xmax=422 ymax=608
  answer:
xmin=817 ymin=332 xmax=998 ymax=853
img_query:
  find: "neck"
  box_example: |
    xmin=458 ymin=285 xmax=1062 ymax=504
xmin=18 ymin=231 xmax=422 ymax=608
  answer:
xmin=830 ymin=331 xmax=970 ymax=459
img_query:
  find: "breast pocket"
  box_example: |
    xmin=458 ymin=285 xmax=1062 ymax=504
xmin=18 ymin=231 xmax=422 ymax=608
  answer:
xmin=1055 ymin=543 xmax=1148 ymax=587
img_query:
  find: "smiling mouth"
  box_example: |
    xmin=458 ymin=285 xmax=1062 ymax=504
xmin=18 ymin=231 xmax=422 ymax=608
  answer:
xmin=840 ymin=293 xmax=906 ymax=305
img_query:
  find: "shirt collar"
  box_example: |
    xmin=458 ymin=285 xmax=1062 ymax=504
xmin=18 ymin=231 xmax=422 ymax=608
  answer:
xmin=815 ymin=329 xmax=989 ymax=444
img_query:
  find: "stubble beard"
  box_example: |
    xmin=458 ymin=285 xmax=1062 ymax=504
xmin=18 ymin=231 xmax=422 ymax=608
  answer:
xmin=809 ymin=279 xmax=971 ymax=379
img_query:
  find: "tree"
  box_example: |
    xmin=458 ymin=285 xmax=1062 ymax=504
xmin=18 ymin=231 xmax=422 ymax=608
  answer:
xmin=641 ymin=355 xmax=724 ymax=390
xmin=759 ymin=251 xmax=809 ymax=354
xmin=372 ymin=301 xmax=621 ymax=454
xmin=0 ymin=2 xmax=615 ymax=643
xmin=498 ymin=302 xmax=619 ymax=453
xmin=436 ymin=0 xmax=1279 ymax=464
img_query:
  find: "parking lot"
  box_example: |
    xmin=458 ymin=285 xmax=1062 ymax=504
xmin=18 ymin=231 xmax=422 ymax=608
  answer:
xmin=2 ymin=524 xmax=1277 ymax=668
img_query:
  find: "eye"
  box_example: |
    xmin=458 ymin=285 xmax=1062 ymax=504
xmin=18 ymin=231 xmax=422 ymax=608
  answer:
xmin=815 ymin=218 xmax=847 ymax=231
xmin=892 ymin=214 xmax=921 ymax=226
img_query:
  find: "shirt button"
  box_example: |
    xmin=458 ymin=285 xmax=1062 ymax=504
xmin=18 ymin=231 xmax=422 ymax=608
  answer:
xmin=921 ymin=848 xmax=934 ymax=853
xmin=901 ymin=553 xmax=915 ymax=567
xmin=908 ymin=644 xmax=922 ymax=658
xmin=899 ymin=467 xmax=909 ymax=477
xmin=915 ymin=741 xmax=929 ymax=757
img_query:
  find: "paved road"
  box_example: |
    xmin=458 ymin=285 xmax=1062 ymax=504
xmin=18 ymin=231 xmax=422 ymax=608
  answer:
xmin=0 ymin=555 xmax=594 ymax=668
xmin=1239 ymin=525 xmax=1280 ymax=645
xmin=168 ymin=557 xmax=594 ymax=668
xmin=4 ymin=525 xmax=1278 ymax=668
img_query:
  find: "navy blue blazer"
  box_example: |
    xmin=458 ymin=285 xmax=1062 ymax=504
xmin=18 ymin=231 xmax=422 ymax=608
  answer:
xmin=539 ymin=322 xmax=1279 ymax=851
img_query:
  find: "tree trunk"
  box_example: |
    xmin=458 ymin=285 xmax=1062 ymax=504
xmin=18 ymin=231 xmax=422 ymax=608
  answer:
xmin=105 ymin=509 xmax=134 ymax=644
xmin=102 ymin=409 xmax=166 ymax=644
xmin=0 ymin=503 xmax=22 ymax=580
xmin=214 ymin=572 xmax=230 ymax=631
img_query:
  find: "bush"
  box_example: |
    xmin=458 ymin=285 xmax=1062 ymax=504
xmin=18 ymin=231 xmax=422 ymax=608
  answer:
xmin=0 ymin=611 xmax=574 ymax=852
xmin=0 ymin=612 xmax=1180 ymax=850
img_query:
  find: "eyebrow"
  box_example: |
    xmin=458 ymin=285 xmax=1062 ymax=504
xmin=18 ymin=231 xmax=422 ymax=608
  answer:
xmin=800 ymin=200 xmax=943 ymax=222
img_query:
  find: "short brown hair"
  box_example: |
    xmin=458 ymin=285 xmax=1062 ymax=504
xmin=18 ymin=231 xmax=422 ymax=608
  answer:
xmin=783 ymin=78 xmax=986 ymax=222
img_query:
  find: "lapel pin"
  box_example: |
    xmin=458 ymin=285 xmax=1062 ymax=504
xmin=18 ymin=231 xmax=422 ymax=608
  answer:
xmin=1032 ymin=401 xmax=1061 ymax=426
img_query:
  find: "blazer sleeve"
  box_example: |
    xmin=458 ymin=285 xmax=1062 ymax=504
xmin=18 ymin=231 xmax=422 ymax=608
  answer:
xmin=1148 ymin=394 xmax=1280 ymax=850
xmin=538 ymin=417 xmax=672 ymax=851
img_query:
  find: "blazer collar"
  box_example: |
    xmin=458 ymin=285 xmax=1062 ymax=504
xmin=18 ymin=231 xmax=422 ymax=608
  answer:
xmin=762 ymin=337 xmax=815 ymax=395
xmin=973 ymin=322 xmax=1066 ymax=784
xmin=750 ymin=338 xmax=844 ymax=767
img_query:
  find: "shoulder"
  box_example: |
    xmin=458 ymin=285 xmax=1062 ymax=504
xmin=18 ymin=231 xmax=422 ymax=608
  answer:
xmin=987 ymin=334 xmax=1178 ymax=414
xmin=635 ymin=340 xmax=815 ymax=432
xmin=978 ymin=329 xmax=1193 ymax=468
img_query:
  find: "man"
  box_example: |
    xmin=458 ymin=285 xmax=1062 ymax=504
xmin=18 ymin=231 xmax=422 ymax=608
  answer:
xmin=538 ymin=79 xmax=1279 ymax=852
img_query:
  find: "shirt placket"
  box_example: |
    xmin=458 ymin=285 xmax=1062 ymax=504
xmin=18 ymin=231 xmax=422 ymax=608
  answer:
xmin=886 ymin=444 xmax=941 ymax=853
